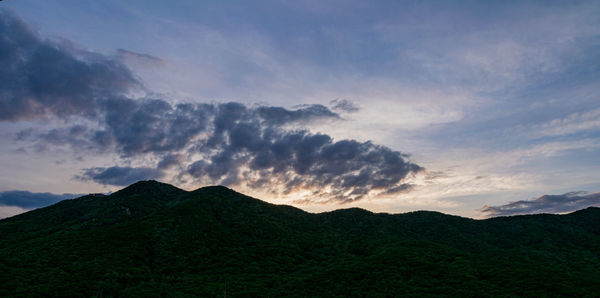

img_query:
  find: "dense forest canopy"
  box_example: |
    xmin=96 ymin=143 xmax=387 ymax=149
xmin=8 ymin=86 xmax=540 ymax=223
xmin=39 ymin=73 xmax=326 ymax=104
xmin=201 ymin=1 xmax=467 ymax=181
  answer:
xmin=1 ymin=181 xmax=599 ymax=296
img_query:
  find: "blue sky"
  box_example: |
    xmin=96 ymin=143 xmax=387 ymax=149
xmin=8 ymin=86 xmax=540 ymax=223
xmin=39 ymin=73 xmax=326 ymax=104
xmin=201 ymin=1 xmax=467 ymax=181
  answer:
xmin=1 ymin=0 xmax=599 ymax=218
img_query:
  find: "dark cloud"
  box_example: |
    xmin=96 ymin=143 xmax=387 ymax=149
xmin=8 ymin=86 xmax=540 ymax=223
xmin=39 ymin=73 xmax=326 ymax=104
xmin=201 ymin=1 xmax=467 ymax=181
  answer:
xmin=77 ymin=166 xmax=164 ymax=186
xmin=382 ymin=183 xmax=414 ymax=195
xmin=24 ymin=97 xmax=421 ymax=202
xmin=4 ymin=10 xmax=422 ymax=203
xmin=27 ymin=100 xmax=337 ymax=157
xmin=0 ymin=9 xmax=140 ymax=121
xmin=480 ymin=192 xmax=600 ymax=217
xmin=188 ymin=126 xmax=423 ymax=203
xmin=330 ymin=99 xmax=360 ymax=113
xmin=24 ymin=95 xmax=340 ymax=156
xmin=0 ymin=190 xmax=80 ymax=209
xmin=40 ymin=125 xmax=90 ymax=147
xmin=157 ymin=153 xmax=185 ymax=170
xmin=95 ymin=98 xmax=213 ymax=156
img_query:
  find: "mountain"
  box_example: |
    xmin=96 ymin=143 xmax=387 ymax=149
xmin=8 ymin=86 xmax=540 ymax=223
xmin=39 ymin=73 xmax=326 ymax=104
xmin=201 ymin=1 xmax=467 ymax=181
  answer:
xmin=1 ymin=181 xmax=599 ymax=296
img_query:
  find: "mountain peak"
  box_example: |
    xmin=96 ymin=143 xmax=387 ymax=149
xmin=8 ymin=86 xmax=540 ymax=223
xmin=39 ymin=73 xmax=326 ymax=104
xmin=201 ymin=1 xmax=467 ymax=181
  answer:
xmin=127 ymin=179 xmax=169 ymax=188
xmin=189 ymin=185 xmax=263 ymax=205
xmin=192 ymin=185 xmax=239 ymax=195
xmin=111 ymin=180 xmax=185 ymax=201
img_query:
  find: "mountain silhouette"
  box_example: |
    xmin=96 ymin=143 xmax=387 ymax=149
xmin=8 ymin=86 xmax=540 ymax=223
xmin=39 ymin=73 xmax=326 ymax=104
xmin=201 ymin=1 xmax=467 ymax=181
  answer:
xmin=1 ymin=180 xmax=599 ymax=296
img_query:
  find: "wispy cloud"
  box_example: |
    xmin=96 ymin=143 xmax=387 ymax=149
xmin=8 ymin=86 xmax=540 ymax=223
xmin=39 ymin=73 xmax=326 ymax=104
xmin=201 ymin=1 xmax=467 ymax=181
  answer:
xmin=329 ymin=99 xmax=359 ymax=113
xmin=115 ymin=48 xmax=165 ymax=66
xmin=532 ymin=108 xmax=600 ymax=138
xmin=480 ymin=192 xmax=600 ymax=217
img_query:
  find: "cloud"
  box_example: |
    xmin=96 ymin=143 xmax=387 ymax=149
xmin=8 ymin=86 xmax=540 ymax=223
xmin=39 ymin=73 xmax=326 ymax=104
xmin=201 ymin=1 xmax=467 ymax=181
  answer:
xmin=480 ymin=192 xmax=600 ymax=217
xmin=0 ymin=190 xmax=80 ymax=209
xmin=24 ymin=96 xmax=421 ymax=202
xmin=329 ymin=99 xmax=359 ymax=113
xmin=115 ymin=48 xmax=164 ymax=66
xmin=535 ymin=108 xmax=600 ymax=138
xmin=32 ymin=97 xmax=421 ymax=202
xmin=189 ymin=129 xmax=423 ymax=203
xmin=256 ymin=104 xmax=340 ymax=124
xmin=96 ymin=98 xmax=214 ymax=156
xmin=77 ymin=166 xmax=164 ymax=186
xmin=25 ymin=98 xmax=341 ymax=156
xmin=157 ymin=153 xmax=186 ymax=170
xmin=3 ymin=9 xmax=423 ymax=203
xmin=0 ymin=9 xmax=141 ymax=121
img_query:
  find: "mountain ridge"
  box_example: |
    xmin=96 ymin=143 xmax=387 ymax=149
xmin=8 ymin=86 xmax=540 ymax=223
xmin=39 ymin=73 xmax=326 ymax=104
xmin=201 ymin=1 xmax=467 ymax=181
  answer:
xmin=3 ymin=180 xmax=599 ymax=223
xmin=1 ymin=180 xmax=599 ymax=296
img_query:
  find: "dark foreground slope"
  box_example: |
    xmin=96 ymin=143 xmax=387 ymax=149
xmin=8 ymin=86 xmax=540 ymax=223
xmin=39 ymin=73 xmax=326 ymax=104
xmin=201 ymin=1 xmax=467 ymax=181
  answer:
xmin=0 ymin=181 xmax=599 ymax=297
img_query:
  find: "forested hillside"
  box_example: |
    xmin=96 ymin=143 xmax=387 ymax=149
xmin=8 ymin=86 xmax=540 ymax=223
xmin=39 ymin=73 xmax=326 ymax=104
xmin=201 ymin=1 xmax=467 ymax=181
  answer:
xmin=1 ymin=181 xmax=598 ymax=296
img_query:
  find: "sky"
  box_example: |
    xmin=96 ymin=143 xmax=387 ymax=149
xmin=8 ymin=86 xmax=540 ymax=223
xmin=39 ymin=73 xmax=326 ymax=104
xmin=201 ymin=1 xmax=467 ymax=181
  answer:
xmin=1 ymin=0 xmax=599 ymax=219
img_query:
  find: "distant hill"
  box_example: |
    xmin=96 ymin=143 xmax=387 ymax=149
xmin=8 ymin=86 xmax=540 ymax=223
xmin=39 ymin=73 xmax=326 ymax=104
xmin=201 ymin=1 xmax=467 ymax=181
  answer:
xmin=1 ymin=181 xmax=599 ymax=296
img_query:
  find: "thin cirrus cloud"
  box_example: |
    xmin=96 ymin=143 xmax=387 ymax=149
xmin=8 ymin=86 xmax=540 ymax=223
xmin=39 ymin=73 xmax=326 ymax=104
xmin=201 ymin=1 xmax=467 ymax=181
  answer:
xmin=480 ymin=192 xmax=600 ymax=218
xmin=2 ymin=10 xmax=423 ymax=204
xmin=329 ymin=99 xmax=360 ymax=113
